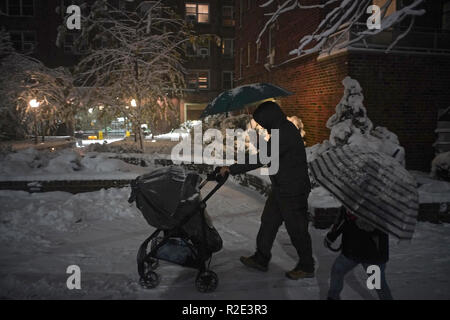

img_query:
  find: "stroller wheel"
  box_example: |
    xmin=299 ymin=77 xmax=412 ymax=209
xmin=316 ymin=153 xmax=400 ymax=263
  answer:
xmin=139 ymin=271 xmax=160 ymax=289
xmin=146 ymin=257 xmax=159 ymax=270
xmin=195 ymin=270 xmax=218 ymax=293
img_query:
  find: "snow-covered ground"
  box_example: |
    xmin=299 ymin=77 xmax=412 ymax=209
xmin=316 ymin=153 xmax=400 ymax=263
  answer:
xmin=1 ymin=182 xmax=449 ymax=300
xmin=0 ymin=148 xmax=151 ymax=181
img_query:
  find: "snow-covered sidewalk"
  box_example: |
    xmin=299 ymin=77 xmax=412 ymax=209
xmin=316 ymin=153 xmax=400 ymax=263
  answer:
xmin=0 ymin=182 xmax=449 ymax=300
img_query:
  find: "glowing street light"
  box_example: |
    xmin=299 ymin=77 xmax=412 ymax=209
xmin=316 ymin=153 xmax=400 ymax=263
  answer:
xmin=131 ymin=99 xmax=137 ymax=107
xmin=29 ymin=99 xmax=40 ymax=108
xmin=29 ymin=99 xmax=40 ymax=144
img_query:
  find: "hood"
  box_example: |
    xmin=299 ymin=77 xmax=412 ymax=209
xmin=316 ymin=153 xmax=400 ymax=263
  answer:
xmin=253 ymin=101 xmax=286 ymax=131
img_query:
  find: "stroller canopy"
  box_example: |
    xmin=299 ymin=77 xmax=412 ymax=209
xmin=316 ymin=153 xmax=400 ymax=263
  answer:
xmin=129 ymin=166 xmax=202 ymax=230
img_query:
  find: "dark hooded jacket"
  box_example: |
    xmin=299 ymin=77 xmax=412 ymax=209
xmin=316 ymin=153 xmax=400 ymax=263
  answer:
xmin=229 ymin=102 xmax=311 ymax=197
xmin=327 ymin=208 xmax=389 ymax=264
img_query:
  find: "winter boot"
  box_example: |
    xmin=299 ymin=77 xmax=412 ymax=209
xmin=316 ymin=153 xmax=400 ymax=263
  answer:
xmin=285 ymin=264 xmax=315 ymax=280
xmin=240 ymin=254 xmax=268 ymax=272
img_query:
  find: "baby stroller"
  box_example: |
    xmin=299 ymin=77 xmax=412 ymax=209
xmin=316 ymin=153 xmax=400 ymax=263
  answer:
xmin=128 ymin=166 xmax=228 ymax=293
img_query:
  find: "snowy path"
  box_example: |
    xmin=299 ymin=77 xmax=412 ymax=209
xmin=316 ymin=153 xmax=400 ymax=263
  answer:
xmin=0 ymin=182 xmax=449 ymax=300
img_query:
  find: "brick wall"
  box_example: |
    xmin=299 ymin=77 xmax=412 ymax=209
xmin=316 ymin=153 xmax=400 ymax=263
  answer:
xmin=234 ymin=0 xmax=450 ymax=171
xmin=348 ymin=51 xmax=450 ymax=171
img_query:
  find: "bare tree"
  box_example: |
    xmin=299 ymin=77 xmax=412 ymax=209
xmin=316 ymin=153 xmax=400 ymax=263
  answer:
xmin=257 ymin=0 xmax=426 ymax=57
xmin=59 ymin=0 xmax=190 ymax=149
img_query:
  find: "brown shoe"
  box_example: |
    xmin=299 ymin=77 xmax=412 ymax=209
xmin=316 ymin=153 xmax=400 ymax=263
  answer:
xmin=240 ymin=255 xmax=268 ymax=272
xmin=285 ymin=268 xmax=315 ymax=280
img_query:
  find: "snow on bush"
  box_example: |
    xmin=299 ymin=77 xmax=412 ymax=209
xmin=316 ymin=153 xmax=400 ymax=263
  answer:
xmin=306 ymin=77 xmax=405 ymax=166
xmin=431 ymin=152 xmax=450 ymax=181
xmin=0 ymin=148 xmax=146 ymax=178
xmin=85 ymin=142 xmax=143 ymax=154
xmin=0 ymin=188 xmax=140 ymax=236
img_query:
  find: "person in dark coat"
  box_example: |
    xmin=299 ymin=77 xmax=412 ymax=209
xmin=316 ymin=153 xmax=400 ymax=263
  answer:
xmin=219 ymin=101 xmax=314 ymax=279
xmin=325 ymin=207 xmax=393 ymax=300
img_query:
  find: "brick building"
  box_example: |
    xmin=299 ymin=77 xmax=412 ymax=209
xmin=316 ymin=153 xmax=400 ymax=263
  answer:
xmin=0 ymin=0 xmax=236 ymax=124
xmin=234 ymin=0 xmax=450 ymax=171
xmin=0 ymin=0 xmax=81 ymax=67
xmin=176 ymin=0 xmax=235 ymax=122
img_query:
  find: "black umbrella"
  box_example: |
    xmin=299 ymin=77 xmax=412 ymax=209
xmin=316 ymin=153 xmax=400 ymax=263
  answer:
xmin=200 ymin=83 xmax=293 ymax=118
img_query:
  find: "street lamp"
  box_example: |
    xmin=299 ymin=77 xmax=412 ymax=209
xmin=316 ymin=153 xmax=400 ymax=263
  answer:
xmin=29 ymin=99 xmax=40 ymax=108
xmin=29 ymin=99 xmax=40 ymax=144
xmin=131 ymin=99 xmax=137 ymax=107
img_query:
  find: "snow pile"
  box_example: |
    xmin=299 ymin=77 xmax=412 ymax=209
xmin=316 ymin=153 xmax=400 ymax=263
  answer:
xmin=0 ymin=148 xmax=149 ymax=180
xmin=152 ymin=120 xmax=201 ymax=141
xmin=80 ymin=154 xmax=135 ymax=173
xmin=0 ymin=188 xmax=140 ymax=235
xmin=306 ymin=77 xmax=405 ymax=166
xmin=431 ymin=152 xmax=450 ymax=181
xmin=85 ymin=142 xmax=143 ymax=154
xmin=418 ymin=180 xmax=450 ymax=204
xmin=308 ymin=186 xmax=342 ymax=211
xmin=0 ymin=148 xmax=83 ymax=176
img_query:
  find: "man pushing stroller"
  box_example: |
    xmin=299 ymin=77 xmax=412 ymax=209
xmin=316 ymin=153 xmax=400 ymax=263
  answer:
xmin=218 ymin=101 xmax=315 ymax=279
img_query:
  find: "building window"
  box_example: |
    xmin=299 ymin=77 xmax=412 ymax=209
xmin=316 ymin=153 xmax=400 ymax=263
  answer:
xmin=222 ymin=38 xmax=234 ymax=58
xmin=247 ymin=43 xmax=251 ymax=67
xmin=186 ymin=41 xmax=196 ymax=57
xmin=186 ymin=3 xmax=209 ymax=24
xmin=186 ymin=38 xmax=210 ymax=57
xmin=223 ymin=6 xmax=235 ymax=27
xmin=223 ymin=72 xmax=233 ymax=90
xmin=7 ymin=0 xmax=34 ymax=16
xmin=443 ymin=1 xmax=450 ymax=31
xmin=239 ymin=48 xmax=243 ymax=78
xmin=373 ymin=0 xmax=397 ymax=17
xmin=268 ymin=24 xmax=276 ymax=58
xmin=64 ymin=33 xmax=75 ymax=53
xmin=187 ymin=70 xmax=210 ymax=90
xmin=63 ymin=32 xmax=83 ymax=54
xmin=256 ymin=41 xmax=261 ymax=63
xmin=10 ymin=31 xmax=36 ymax=53
xmin=239 ymin=0 xmax=243 ymax=28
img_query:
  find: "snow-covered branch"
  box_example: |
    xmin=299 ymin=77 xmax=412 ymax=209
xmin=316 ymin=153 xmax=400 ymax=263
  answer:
xmin=257 ymin=0 xmax=426 ymax=57
xmin=57 ymin=0 xmax=190 ymax=147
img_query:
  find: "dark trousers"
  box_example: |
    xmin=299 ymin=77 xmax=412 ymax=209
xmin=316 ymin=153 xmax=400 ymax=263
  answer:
xmin=255 ymin=191 xmax=314 ymax=272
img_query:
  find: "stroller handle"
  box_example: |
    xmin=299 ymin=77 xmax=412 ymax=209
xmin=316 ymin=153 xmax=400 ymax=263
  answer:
xmin=199 ymin=169 xmax=229 ymax=203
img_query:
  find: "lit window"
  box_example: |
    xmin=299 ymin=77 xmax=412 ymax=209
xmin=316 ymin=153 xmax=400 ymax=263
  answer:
xmin=222 ymin=39 xmax=234 ymax=57
xmin=187 ymin=71 xmax=209 ymax=90
xmin=223 ymin=6 xmax=235 ymax=26
xmin=198 ymin=4 xmax=209 ymax=23
xmin=198 ymin=72 xmax=209 ymax=89
xmin=223 ymin=72 xmax=233 ymax=90
xmin=185 ymin=3 xmax=209 ymax=24
xmin=8 ymin=0 xmax=34 ymax=16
